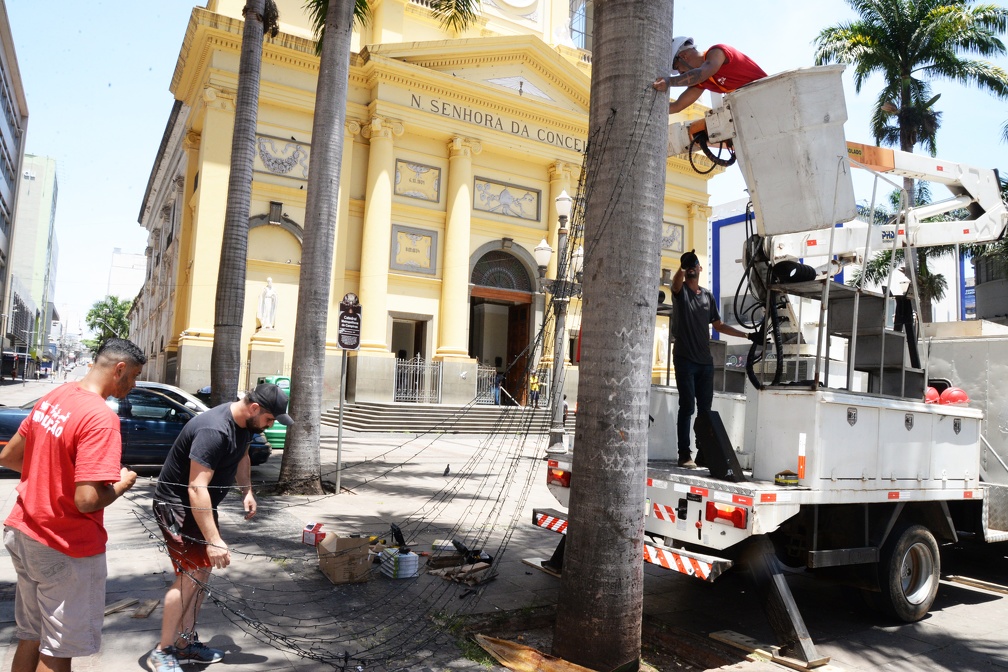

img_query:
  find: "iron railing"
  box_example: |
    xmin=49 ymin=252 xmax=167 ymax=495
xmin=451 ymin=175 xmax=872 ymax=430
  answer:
xmin=476 ymin=363 xmax=497 ymax=405
xmin=394 ymin=355 xmax=442 ymax=403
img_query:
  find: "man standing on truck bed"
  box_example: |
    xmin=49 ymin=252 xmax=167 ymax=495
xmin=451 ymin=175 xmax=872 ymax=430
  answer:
xmin=672 ymin=250 xmax=756 ymax=468
xmin=652 ymin=36 xmax=767 ymax=114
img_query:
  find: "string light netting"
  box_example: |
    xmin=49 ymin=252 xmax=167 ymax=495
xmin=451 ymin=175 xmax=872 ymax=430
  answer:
xmin=124 ymin=97 xmax=664 ymax=671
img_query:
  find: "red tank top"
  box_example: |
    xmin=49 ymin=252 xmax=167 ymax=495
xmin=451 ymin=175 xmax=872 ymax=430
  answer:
xmin=697 ymin=44 xmax=768 ymax=93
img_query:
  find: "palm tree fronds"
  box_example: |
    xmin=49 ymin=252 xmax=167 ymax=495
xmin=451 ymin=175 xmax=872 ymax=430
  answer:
xmin=430 ymin=0 xmax=481 ymax=33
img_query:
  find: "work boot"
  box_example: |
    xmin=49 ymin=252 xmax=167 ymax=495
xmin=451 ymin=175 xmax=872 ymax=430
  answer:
xmin=677 ymin=456 xmax=697 ymax=469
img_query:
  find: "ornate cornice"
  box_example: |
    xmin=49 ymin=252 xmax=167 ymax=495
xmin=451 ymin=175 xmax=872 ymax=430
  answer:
xmin=448 ymin=136 xmax=482 ymax=159
xmin=362 ymin=115 xmax=404 ymax=141
xmin=184 ymin=131 xmax=201 ymax=151
xmin=367 ymin=64 xmax=583 ymax=138
xmin=548 ymin=160 xmax=572 ymax=182
xmin=202 ymin=86 xmax=235 ymax=112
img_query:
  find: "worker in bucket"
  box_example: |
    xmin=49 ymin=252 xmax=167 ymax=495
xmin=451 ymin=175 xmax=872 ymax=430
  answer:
xmin=652 ymin=37 xmax=767 ymax=114
xmin=672 ymin=250 xmax=758 ymax=468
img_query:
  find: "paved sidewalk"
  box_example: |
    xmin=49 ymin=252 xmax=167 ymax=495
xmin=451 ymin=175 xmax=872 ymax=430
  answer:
xmin=0 ymin=379 xmax=1006 ymax=670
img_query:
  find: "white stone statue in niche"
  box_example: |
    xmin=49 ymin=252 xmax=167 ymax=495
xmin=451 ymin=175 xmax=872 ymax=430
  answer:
xmin=257 ymin=277 xmax=278 ymax=330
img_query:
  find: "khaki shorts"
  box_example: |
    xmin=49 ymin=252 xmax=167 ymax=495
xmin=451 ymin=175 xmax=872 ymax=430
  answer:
xmin=3 ymin=526 xmax=106 ymax=658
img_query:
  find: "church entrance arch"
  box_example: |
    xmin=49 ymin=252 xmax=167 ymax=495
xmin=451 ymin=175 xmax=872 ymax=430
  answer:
xmin=469 ymin=247 xmax=538 ymax=405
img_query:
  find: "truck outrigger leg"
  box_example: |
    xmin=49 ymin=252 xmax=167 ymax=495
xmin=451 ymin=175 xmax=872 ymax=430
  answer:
xmin=742 ymin=536 xmax=829 ymax=668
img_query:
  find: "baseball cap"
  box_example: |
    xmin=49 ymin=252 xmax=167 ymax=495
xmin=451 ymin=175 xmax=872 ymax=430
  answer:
xmin=680 ymin=249 xmax=699 ymax=269
xmin=248 ymin=383 xmax=293 ymax=425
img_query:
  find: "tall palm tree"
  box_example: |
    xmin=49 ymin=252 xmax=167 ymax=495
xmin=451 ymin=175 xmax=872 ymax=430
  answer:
xmin=209 ymin=0 xmax=279 ymax=406
xmin=279 ymin=0 xmax=480 ymax=493
xmin=551 ymin=1 xmax=671 ymax=668
xmin=815 ymin=0 xmax=1008 ymax=320
xmin=85 ymin=295 xmax=132 ymax=342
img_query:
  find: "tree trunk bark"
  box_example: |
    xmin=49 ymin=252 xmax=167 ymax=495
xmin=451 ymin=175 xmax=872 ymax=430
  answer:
xmin=898 ymin=78 xmax=931 ymax=322
xmin=210 ymin=0 xmax=267 ymax=406
xmin=552 ymin=1 xmax=672 ymax=669
xmin=278 ymin=0 xmax=355 ymax=494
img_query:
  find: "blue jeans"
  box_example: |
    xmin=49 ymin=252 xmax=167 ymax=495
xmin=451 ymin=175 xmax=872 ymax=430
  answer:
xmin=674 ymin=358 xmax=713 ymax=459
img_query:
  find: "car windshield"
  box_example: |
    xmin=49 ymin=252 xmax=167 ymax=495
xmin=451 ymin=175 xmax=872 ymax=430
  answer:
xmin=135 ymin=382 xmax=210 ymax=412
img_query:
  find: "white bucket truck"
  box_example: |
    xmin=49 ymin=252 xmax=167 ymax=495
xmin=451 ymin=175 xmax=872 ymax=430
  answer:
xmin=532 ymin=65 xmax=1008 ymax=667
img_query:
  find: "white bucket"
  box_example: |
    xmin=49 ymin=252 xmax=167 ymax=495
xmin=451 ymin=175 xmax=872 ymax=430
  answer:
xmin=725 ymin=65 xmax=857 ymax=236
xmin=380 ymin=548 xmax=419 ymax=579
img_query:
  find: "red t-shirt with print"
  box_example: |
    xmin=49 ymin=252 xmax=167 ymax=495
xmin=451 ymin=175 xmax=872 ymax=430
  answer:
xmin=4 ymin=383 xmax=122 ymax=557
xmin=697 ymin=44 xmax=768 ymax=93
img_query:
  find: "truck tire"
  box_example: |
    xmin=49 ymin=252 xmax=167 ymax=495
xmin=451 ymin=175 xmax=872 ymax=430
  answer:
xmin=877 ymin=524 xmax=940 ymax=622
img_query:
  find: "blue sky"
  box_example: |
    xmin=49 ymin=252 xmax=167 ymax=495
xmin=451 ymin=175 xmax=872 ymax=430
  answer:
xmin=5 ymin=1 xmax=1008 ymax=332
xmin=676 ymin=1 xmax=1008 ymax=207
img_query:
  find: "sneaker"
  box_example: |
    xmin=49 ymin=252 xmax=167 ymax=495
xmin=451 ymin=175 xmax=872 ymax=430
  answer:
xmin=677 ymin=457 xmax=697 ymax=468
xmin=175 ymin=639 xmax=225 ymax=664
xmin=147 ymin=648 xmax=182 ymax=672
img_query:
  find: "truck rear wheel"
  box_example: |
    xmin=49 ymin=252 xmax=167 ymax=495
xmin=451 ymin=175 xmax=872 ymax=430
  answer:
xmin=877 ymin=524 xmax=940 ymax=622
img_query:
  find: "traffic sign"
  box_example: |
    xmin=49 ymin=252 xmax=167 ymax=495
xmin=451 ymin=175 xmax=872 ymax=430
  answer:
xmin=337 ymin=293 xmax=361 ymax=350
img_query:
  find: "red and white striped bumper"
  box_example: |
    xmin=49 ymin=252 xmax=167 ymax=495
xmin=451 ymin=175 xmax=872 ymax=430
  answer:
xmin=532 ymin=508 xmax=732 ymax=582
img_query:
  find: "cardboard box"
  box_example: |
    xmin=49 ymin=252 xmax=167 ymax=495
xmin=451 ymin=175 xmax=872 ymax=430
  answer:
xmin=302 ymin=522 xmax=325 ymax=546
xmin=317 ymin=533 xmax=371 ymax=584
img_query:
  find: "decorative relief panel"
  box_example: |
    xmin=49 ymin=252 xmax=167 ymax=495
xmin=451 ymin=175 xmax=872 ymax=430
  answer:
xmin=662 ymin=221 xmax=685 ymax=253
xmin=474 ymin=177 xmax=540 ymax=222
xmin=394 ymin=160 xmax=441 ymax=202
xmin=254 ymin=135 xmax=310 ymax=181
xmin=391 ymin=225 xmax=438 ymax=275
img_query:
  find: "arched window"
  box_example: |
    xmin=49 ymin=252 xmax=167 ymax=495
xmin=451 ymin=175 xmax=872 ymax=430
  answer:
xmin=570 ymin=0 xmax=593 ymax=52
xmin=471 ymin=251 xmax=533 ymax=292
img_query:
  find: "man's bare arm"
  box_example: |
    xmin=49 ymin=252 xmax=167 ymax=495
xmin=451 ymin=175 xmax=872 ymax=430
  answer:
xmin=75 ymin=467 xmax=137 ymax=513
xmin=0 ymin=433 xmax=25 ymax=472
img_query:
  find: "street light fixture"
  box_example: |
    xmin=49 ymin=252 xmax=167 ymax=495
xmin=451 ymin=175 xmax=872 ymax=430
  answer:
xmin=537 ymin=190 xmax=582 ymax=454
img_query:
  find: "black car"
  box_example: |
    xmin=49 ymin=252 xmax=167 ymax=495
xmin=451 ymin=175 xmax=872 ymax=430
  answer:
xmin=0 ymin=387 xmax=272 ymax=467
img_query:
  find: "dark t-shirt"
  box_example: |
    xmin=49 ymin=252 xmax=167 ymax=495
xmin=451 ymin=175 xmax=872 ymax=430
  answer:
xmin=672 ymin=284 xmax=720 ymax=366
xmin=154 ymin=403 xmax=251 ymax=512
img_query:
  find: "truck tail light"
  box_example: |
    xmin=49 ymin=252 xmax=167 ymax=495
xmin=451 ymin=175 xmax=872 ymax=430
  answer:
xmin=547 ymin=467 xmax=571 ymax=488
xmin=705 ymin=501 xmax=747 ymax=529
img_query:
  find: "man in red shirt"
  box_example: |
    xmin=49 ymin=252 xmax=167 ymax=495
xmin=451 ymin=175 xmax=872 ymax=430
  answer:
xmin=1 ymin=338 xmax=146 ymax=672
xmin=652 ymin=37 xmax=768 ymax=114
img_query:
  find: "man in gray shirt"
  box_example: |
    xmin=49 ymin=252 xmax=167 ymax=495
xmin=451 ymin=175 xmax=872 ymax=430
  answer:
xmin=672 ymin=250 xmax=755 ymax=467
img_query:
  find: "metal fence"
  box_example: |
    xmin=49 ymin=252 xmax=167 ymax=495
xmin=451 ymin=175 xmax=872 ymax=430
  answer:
xmin=394 ymin=355 xmax=442 ymax=403
xmin=476 ymin=363 xmax=497 ymax=405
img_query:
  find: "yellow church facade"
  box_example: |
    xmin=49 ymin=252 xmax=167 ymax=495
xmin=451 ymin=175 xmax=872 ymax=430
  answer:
xmin=131 ymin=0 xmax=715 ymax=409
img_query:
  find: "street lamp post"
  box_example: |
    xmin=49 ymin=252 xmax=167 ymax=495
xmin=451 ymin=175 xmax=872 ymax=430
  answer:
xmin=20 ymin=326 xmax=33 ymax=387
xmin=534 ymin=191 xmax=583 ymax=454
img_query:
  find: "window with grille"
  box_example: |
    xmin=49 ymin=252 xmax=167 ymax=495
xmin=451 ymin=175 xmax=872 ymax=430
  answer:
xmin=570 ymin=0 xmax=593 ymax=52
xmin=471 ymin=251 xmax=533 ymax=292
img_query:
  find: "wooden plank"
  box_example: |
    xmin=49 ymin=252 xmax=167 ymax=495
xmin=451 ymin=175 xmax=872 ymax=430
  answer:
xmin=131 ymin=599 xmax=160 ymax=619
xmin=104 ymin=598 xmax=139 ymax=616
xmin=474 ymin=634 xmax=596 ymax=672
xmin=710 ymin=630 xmax=837 ymax=671
xmin=521 ymin=557 xmax=561 ymax=578
xmin=946 ymin=575 xmax=1008 ymax=596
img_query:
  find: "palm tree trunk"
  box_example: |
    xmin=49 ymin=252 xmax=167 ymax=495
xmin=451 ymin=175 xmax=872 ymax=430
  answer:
xmin=898 ymin=77 xmax=932 ymax=322
xmin=551 ymin=1 xmax=672 ymax=668
xmin=278 ymin=0 xmax=356 ymax=494
xmin=210 ymin=0 xmax=268 ymax=406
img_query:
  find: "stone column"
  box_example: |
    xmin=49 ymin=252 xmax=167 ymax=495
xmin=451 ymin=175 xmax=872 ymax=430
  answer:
xmin=325 ymin=119 xmax=361 ymax=410
xmin=357 ymin=115 xmax=403 ymax=353
xmin=436 ymin=136 xmax=481 ymax=361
